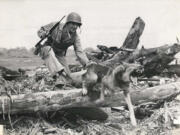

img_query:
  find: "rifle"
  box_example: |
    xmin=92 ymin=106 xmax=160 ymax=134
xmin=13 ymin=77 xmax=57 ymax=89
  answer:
xmin=34 ymin=15 xmax=66 ymax=55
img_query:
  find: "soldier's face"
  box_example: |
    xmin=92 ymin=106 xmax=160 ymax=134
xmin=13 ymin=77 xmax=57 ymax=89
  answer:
xmin=67 ymin=22 xmax=79 ymax=33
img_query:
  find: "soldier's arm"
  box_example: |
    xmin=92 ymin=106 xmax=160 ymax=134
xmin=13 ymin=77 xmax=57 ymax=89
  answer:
xmin=74 ymin=34 xmax=89 ymax=67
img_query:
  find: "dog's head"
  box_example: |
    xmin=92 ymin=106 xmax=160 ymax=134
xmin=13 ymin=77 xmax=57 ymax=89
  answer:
xmin=124 ymin=62 xmax=144 ymax=77
xmin=114 ymin=62 xmax=143 ymax=83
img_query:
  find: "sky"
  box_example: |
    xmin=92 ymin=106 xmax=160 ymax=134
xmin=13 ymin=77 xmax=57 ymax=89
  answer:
xmin=0 ymin=0 xmax=180 ymax=49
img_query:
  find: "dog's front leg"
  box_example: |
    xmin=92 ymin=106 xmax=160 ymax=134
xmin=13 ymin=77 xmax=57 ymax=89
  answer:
xmin=82 ymin=80 xmax=88 ymax=95
xmin=100 ymin=84 xmax=105 ymax=101
xmin=95 ymin=83 xmax=105 ymax=103
xmin=123 ymin=90 xmax=137 ymax=127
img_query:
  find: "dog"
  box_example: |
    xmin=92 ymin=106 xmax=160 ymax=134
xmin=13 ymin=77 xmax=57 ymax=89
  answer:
xmin=82 ymin=62 xmax=142 ymax=126
xmin=82 ymin=62 xmax=109 ymax=96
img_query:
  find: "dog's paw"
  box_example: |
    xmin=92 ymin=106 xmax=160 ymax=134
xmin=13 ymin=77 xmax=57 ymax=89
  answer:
xmin=82 ymin=88 xmax=88 ymax=96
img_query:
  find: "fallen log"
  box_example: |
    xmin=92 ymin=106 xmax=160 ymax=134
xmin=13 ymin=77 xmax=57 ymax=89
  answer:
xmin=126 ymin=43 xmax=180 ymax=63
xmin=0 ymin=82 xmax=180 ymax=115
xmin=164 ymin=64 xmax=180 ymax=77
xmin=97 ymin=45 xmax=114 ymax=54
xmin=125 ymin=43 xmax=180 ymax=77
xmin=0 ymin=66 xmax=25 ymax=81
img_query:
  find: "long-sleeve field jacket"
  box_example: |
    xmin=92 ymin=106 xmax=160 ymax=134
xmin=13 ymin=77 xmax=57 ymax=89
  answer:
xmin=37 ymin=22 xmax=89 ymax=67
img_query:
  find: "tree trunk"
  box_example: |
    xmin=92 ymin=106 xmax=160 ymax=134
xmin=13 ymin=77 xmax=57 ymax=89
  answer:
xmin=0 ymin=82 xmax=180 ymax=115
xmin=122 ymin=17 xmax=145 ymax=49
xmin=102 ymin=17 xmax=145 ymax=67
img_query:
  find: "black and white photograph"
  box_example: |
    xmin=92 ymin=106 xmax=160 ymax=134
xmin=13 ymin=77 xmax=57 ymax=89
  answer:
xmin=0 ymin=0 xmax=180 ymax=134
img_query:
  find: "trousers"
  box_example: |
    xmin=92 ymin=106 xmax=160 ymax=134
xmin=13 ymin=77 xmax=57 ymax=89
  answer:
xmin=40 ymin=46 xmax=71 ymax=76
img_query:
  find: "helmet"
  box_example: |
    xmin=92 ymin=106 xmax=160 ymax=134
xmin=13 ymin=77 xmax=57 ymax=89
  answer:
xmin=66 ymin=12 xmax=82 ymax=26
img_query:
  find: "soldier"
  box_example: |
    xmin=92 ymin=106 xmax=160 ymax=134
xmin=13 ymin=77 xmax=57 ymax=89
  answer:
xmin=37 ymin=12 xmax=89 ymax=85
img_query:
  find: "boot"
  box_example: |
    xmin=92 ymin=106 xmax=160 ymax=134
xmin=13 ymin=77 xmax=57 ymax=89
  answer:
xmin=54 ymin=70 xmax=73 ymax=88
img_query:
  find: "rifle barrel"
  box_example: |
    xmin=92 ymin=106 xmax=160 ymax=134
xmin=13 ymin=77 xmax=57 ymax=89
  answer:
xmin=35 ymin=38 xmax=44 ymax=47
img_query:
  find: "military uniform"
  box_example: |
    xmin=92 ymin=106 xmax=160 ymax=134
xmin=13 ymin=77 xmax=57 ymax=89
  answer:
xmin=37 ymin=22 xmax=89 ymax=77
